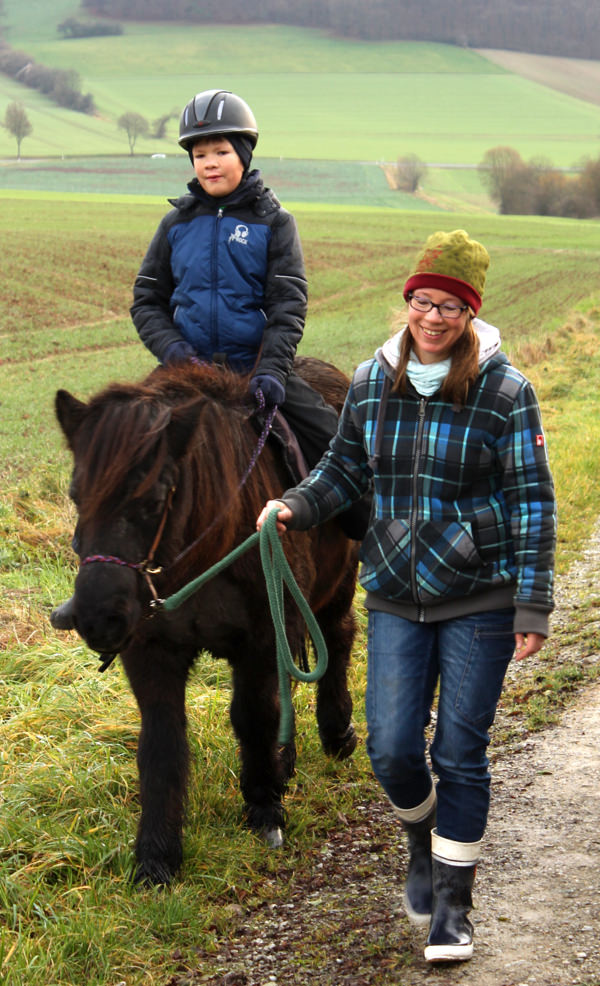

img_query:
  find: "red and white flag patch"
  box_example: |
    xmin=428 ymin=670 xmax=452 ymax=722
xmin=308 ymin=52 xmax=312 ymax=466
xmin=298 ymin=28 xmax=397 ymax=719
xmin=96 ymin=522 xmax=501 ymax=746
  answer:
xmin=535 ymin=434 xmax=545 ymax=447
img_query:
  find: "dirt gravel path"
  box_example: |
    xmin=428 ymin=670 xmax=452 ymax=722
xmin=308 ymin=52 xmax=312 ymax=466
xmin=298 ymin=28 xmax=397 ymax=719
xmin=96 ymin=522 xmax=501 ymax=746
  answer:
xmin=455 ymin=682 xmax=600 ymax=986
xmin=168 ymin=534 xmax=600 ymax=986
xmin=171 ymin=684 xmax=600 ymax=986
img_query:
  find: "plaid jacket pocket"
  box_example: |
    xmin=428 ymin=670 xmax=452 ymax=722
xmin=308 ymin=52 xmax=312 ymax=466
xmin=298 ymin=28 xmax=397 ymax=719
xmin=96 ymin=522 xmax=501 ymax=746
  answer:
xmin=415 ymin=520 xmax=484 ymax=602
xmin=359 ymin=518 xmax=413 ymax=598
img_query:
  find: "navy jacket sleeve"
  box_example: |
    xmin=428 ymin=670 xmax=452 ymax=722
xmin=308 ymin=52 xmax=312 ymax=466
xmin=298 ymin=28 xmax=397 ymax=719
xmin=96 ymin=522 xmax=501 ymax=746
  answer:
xmin=254 ymin=208 xmax=307 ymax=386
xmin=130 ymin=214 xmax=185 ymax=364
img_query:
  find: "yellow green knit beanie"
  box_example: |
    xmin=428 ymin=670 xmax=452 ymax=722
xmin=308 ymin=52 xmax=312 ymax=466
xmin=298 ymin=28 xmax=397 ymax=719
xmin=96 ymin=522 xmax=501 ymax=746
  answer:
xmin=403 ymin=229 xmax=490 ymax=313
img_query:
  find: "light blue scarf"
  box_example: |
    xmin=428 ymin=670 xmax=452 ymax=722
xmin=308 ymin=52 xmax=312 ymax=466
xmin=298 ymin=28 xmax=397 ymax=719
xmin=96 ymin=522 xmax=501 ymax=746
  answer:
xmin=406 ymin=351 xmax=451 ymax=396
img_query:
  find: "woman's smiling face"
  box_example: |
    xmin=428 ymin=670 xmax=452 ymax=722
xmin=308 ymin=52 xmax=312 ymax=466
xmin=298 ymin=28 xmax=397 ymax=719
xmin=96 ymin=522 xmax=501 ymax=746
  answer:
xmin=407 ymin=288 xmax=470 ymax=364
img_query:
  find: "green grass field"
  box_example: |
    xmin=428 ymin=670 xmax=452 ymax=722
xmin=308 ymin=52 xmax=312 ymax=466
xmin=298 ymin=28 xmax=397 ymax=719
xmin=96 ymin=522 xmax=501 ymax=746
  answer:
xmin=2 ymin=194 xmax=600 ymax=985
xmin=2 ymin=195 xmax=600 ymax=576
xmin=0 ymin=155 xmax=442 ymax=210
xmin=2 ymin=199 xmax=600 ymax=490
xmin=2 ymin=1 xmax=600 ymax=167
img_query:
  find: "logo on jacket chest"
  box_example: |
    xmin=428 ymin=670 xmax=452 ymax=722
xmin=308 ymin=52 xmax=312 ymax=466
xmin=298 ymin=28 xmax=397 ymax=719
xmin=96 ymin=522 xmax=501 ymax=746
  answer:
xmin=228 ymin=224 xmax=249 ymax=247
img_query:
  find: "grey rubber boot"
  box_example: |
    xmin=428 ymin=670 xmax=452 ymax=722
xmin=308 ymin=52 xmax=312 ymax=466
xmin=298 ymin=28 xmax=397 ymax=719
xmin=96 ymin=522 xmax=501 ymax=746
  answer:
xmin=392 ymin=787 xmax=436 ymax=927
xmin=424 ymin=829 xmax=481 ymax=963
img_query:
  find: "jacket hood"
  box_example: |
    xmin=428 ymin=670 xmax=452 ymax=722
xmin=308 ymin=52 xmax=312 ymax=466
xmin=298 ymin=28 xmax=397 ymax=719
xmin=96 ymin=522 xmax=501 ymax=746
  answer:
xmin=378 ymin=318 xmax=502 ymax=377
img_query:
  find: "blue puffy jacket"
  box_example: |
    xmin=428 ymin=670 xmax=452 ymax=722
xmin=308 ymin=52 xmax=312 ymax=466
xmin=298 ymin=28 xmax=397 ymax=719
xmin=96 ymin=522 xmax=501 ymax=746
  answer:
xmin=131 ymin=170 xmax=307 ymax=385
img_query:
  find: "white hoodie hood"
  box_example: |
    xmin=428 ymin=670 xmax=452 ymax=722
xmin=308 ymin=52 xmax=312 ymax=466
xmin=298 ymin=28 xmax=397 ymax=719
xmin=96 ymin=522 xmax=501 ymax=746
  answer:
xmin=380 ymin=317 xmax=502 ymax=371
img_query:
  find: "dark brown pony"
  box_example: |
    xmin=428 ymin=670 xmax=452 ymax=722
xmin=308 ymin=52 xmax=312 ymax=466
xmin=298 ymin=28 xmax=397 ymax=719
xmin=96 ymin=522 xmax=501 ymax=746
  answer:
xmin=55 ymin=357 xmax=359 ymax=885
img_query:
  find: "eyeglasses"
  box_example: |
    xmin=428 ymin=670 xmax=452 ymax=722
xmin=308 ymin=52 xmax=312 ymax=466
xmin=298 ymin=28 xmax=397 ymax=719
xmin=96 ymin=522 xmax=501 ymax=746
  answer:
xmin=408 ymin=294 xmax=468 ymax=320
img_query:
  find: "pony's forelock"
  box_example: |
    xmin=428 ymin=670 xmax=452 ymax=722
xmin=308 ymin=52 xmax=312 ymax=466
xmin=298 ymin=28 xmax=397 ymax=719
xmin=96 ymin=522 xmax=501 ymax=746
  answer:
xmin=74 ymin=392 xmax=172 ymax=519
xmin=72 ymin=365 xmax=256 ymax=525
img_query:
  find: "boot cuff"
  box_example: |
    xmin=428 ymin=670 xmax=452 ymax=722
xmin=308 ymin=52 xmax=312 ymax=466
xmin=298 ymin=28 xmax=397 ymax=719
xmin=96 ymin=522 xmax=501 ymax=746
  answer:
xmin=431 ymin=828 xmax=481 ymax=865
xmin=389 ymin=785 xmax=436 ymax=824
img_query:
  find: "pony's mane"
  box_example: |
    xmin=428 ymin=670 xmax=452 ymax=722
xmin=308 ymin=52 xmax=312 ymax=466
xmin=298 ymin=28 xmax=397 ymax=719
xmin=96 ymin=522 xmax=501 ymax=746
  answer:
xmin=147 ymin=361 xmax=252 ymax=406
xmin=74 ymin=363 xmax=256 ymax=520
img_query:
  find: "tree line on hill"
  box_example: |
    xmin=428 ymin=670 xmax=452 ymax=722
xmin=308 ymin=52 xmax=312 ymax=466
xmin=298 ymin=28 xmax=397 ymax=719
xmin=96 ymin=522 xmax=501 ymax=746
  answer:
xmin=82 ymin=0 xmax=600 ymax=59
xmin=390 ymin=145 xmax=600 ymax=218
xmin=0 ymin=101 xmax=176 ymax=156
xmin=0 ymin=38 xmax=95 ymax=114
xmin=479 ymin=147 xmax=600 ymax=219
xmin=58 ymin=17 xmax=123 ymax=38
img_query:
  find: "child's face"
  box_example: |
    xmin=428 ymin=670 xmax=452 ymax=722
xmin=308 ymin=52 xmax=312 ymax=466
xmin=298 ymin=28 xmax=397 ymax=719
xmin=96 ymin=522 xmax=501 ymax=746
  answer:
xmin=191 ymin=137 xmax=244 ymax=197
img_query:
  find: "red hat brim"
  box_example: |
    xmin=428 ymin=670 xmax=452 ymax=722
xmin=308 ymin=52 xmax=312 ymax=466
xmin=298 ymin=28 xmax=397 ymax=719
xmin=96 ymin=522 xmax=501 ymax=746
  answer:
xmin=403 ymin=273 xmax=482 ymax=314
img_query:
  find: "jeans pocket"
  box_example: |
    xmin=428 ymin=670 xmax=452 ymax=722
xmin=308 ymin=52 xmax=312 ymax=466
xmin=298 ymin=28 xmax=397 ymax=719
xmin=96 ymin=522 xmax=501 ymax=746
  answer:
xmin=454 ymin=618 xmax=514 ymax=728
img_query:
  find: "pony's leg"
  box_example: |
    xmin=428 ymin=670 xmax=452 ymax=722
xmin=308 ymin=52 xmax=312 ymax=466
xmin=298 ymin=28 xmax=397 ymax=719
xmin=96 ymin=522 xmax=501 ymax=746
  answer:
xmin=121 ymin=644 xmax=192 ymax=885
xmin=229 ymin=659 xmax=293 ymax=847
xmin=315 ymin=571 xmax=358 ymax=760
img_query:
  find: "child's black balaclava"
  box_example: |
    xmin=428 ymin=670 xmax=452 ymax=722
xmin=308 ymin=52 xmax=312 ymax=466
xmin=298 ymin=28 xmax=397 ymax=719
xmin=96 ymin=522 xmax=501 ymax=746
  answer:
xmin=188 ymin=134 xmax=254 ymax=173
xmin=227 ymin=134 xmax=254 ymax=173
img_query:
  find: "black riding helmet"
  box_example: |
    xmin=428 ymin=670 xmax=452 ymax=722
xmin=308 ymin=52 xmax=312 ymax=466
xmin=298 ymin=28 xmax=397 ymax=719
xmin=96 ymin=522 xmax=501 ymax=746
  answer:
xmin=178 ymin=89 xmax=259 ymax=153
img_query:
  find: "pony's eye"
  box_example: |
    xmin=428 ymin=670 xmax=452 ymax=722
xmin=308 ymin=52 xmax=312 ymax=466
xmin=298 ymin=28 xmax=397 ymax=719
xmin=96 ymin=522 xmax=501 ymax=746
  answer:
xmin=139 ymin=499 xmax=164 ymax=520
xmin=122 ymin=496 xmax=163 ymax=524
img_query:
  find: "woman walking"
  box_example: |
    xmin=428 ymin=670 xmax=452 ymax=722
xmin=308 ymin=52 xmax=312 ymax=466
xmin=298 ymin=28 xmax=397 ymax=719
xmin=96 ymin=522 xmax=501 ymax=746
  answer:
xmin=256 ymin=229 xmax=556 ymax=962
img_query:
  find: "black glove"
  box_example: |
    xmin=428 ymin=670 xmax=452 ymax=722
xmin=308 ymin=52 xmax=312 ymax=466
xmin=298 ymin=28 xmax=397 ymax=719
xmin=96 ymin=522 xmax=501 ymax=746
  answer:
xmin=163 ymin=340 xmax=196 ymax=365
xmin=249 ymin=374 xmax=285 ymax=407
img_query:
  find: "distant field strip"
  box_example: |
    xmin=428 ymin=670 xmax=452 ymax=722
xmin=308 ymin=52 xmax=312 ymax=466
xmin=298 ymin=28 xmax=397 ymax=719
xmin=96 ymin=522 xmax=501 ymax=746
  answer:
xmin=479 ymin=49 xmax=600 ymax=106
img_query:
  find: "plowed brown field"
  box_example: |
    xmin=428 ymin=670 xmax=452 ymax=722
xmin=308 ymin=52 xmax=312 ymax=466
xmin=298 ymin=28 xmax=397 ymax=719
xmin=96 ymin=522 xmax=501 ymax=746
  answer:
xmin=480 ymin=49 xmax=600 ymax=106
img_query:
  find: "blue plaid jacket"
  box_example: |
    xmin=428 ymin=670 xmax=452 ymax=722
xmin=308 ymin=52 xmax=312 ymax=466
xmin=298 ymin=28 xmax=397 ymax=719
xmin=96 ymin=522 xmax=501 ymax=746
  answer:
xmin=283 ymin=348 xmax=556 ymax=633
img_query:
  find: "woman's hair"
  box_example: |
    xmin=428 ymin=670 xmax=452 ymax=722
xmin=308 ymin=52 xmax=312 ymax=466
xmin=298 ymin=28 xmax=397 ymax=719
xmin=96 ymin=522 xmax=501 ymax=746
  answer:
xmin=390 ymin=310 xmax=480 ymax=407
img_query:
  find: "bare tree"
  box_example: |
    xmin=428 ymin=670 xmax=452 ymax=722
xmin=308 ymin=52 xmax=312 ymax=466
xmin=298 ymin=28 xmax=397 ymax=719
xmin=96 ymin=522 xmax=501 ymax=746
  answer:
xmin=394 ymin=153 xmax=428 ymax=192
xmin=151 ymin=111 xmax=176 ymax=140
xmin=118 ymin=111 xmax=149 ymax=155
xmin=3 ymin=101 xmax=32 ymax=159
xmin=579 ymin=156 xmax=600 ymax=215
xmin=478 ymin=146 xmax=525 ymax=206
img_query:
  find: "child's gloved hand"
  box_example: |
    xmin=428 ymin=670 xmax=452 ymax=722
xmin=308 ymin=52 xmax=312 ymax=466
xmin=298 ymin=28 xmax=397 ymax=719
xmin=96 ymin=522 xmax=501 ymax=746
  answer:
xmin=249 ymin=374 xmax=285 ymax=407
xmin=163 ymin=341 xmax=196 ymax=365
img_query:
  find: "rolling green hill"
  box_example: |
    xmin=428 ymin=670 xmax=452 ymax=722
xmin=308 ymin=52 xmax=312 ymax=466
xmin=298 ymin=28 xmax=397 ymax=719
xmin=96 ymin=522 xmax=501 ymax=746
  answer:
xmin=1 ymin=1 xmax=600 ymax=169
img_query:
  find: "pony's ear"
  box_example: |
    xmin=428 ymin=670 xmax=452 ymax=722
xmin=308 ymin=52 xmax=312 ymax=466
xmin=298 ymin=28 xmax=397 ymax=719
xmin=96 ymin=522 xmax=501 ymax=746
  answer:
xmin=55 ymin=389 xmax=88 ymax=448
xmin=166 ymin=403 xmax=200 ymax=461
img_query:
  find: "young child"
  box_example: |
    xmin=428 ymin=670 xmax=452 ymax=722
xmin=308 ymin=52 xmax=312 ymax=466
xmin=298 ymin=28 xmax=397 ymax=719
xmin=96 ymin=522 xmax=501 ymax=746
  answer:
xmin=130 ymin=87 xmax=339 ymax=468
xmin=51 ymin=89 xmax=364 ymax=632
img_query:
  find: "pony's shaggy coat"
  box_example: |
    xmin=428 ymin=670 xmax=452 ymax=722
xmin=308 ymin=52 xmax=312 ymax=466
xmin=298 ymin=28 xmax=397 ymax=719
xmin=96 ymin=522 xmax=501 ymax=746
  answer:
xmin=56 ymin=358 xmax=358 ymax=884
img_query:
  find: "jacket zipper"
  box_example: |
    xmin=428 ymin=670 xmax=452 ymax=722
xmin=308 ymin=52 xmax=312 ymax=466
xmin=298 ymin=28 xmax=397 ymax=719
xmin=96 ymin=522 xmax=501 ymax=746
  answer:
xmin=410 ymin=397 xmax=427 ymax=619
xmin=209 ymin=207 xmax=224 ymax=353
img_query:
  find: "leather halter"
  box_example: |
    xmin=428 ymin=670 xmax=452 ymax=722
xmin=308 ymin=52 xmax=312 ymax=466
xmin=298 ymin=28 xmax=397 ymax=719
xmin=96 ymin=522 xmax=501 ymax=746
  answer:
xmin=80 ymin=486 xmax=175 ymax=604
xmin=78 ymin=397 xmax=277 ymax=606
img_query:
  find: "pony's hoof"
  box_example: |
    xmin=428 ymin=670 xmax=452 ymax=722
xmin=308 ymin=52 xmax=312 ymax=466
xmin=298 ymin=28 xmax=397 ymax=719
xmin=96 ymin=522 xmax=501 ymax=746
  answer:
xmin=133 ymin=856 xmax=179 ymax=887
xmin=321 ymin=723 xmax=358 ymax=760
xmin=262 ymin=826 xmax=284 ymax=849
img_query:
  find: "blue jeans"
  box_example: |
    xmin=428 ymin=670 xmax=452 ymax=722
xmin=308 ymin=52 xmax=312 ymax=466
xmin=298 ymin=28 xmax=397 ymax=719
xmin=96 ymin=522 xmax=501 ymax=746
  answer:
xmin=366 ymin=608 xmax=514 ymax=843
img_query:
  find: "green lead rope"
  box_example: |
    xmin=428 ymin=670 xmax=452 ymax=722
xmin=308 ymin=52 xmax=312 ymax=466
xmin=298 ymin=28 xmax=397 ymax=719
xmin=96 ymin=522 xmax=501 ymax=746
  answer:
xmin=158 ymin=509 xmax=328 ymax=745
